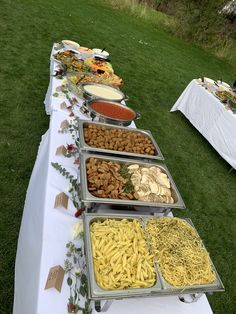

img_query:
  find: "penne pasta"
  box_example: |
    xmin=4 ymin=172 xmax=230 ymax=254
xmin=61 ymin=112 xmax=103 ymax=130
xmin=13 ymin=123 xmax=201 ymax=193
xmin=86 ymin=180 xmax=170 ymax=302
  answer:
xmin=90 ymin=219 xmax=156 ymax=290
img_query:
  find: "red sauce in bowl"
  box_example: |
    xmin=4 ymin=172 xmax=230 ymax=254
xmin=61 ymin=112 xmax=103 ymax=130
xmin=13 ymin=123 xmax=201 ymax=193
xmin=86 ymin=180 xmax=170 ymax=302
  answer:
xmin=90 ymin=102 xmax=136 ymax=120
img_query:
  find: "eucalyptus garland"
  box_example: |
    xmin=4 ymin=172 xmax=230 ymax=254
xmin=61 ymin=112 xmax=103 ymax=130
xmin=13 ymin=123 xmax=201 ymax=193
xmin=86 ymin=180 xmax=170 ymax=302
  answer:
xmin=65 ymin=241 xmax=92 ymax=314
xmin=51 ymin=162 xmax=81 ymax=209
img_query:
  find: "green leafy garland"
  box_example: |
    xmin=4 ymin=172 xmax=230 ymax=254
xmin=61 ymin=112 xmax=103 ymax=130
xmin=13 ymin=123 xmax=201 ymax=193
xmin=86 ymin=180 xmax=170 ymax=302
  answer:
xmin=51 ymin=162 xmax=81 ymax=209
xmin=68 ymin=117 xmax=80 ymax=146
xmin=65 ymin=241 xmax=91 ymax=314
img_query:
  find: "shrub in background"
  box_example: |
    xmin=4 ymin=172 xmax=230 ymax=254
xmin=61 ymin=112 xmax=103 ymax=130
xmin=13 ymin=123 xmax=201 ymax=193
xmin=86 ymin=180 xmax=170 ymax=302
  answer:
xmin=143 ymin=0 xmax=236 ymax=64
xmin=173 ymin=0 xmax=236 ymax=63
xmin=108 ymin=0 xmax=236 ymax=64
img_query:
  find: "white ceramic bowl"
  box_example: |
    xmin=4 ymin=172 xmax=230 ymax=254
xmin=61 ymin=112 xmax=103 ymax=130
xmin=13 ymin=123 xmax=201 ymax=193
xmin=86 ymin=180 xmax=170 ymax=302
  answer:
xmin=92 ymin=48 xmax=109 ymax=59
xmin=218 ymin=85 xmax=230 ymax=92
xmin=217 ymin=81 xmax=231 ymax=89
xmin=62 ymin=40 xmax=80 ymax=52
xmin=204 ymin=77 xmax=215 ymax=84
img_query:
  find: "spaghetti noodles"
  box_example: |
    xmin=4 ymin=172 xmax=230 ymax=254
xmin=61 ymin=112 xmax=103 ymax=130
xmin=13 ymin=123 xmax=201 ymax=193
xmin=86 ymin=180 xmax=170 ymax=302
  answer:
xmin=146 ymin=217 xmax=216 ymax=287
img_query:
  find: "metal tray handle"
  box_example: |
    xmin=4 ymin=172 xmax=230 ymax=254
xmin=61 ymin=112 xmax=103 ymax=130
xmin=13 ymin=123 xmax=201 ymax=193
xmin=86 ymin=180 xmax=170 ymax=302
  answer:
xmin=135 ymin=111 xmax=141 ymax=120
xmin=179 ymin=293 xmax=204 ymax=303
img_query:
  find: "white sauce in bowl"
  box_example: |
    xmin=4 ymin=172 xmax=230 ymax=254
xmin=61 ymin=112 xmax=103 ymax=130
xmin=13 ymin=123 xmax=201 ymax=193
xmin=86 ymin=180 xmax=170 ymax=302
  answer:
xmin=83 ymin=85 xmax=123 ymax=100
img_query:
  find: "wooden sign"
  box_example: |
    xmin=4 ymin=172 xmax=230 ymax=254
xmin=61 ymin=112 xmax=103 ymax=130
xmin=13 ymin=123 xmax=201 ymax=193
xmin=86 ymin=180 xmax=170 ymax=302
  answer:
xmin=45 ymin=265 xmax=65 ymax=292
xmin=56 ymin=145 xmax=67 ymax=156
xmin=60 ymin=101 xmax=67 ymax=109
xmin=54 ymin=192 xmax=69 ymax=209
xmin=56 ymin=86 xmax=62 ymax=92
xmin=60 ymin=119 xmax=70 ymax=129
xmin=67 ymin=107 xmax=73 ymax=114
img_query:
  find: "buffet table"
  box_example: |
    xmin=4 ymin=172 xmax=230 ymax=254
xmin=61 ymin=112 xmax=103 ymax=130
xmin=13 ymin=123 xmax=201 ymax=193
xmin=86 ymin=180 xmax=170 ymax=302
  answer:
xmin=171 ymin=79 xmax=236 ymax=169
xmin=13 ymin=44 xmax=214 ymax=314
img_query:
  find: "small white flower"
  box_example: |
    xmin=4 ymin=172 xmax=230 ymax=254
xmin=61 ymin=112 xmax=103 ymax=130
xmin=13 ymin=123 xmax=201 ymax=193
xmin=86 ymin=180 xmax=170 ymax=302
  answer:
xmin=75 ymin=268 xmax=81 ymax=276
xmin=72 ymin=220 xmax=84 ymax=240
xmin=68 ymin=185 xmax=72 ymax=193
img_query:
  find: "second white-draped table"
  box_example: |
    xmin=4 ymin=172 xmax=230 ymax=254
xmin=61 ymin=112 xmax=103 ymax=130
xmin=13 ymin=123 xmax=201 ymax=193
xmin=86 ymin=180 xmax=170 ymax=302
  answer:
xmin=171 ymin=79 xmax=236 ymax=169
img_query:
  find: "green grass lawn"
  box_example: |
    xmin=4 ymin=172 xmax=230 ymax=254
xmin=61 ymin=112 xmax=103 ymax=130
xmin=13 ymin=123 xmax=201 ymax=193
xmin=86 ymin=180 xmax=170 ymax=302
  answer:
xmin=0 ymin=0 xmax=236 ymax=313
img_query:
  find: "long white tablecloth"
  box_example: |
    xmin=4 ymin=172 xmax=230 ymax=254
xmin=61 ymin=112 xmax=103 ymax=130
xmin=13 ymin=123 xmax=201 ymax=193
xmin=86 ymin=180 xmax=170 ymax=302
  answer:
xmin=171 ymin=79 xmax=236 ymax=169
xmin=13 ymin=45 xmax=213 ymax=314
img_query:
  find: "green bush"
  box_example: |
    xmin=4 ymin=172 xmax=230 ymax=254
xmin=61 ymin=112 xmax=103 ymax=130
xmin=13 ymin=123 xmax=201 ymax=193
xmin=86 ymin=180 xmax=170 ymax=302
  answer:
xmin=174 ymin=0 xmax=236 ymax=63
xmin=174 ymin=1 xmax=227 ymax=39
xmin=137 ymin=0 xmax=236 ymax=64
xmin=108 ymin=0 xmax=236 ymax=64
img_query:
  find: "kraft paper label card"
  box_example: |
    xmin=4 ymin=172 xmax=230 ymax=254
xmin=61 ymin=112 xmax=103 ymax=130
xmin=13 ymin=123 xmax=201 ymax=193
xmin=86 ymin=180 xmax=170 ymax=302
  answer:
xmin=54 ymin=192 xmax=69 ymax=209
xmin=56 ymin=86 xmax=62 ymax=92
xmin=67 ymin=107 xmax=73 ymax=113
xmin=45 ymin=265 xmax=65 ymax=292
xmin=56 ymin=145 xmax=67 ymax=156
xmin=60 ymin=119 xmax=70 ymax=129
xmin=60 ymin=101 xmax=67 ymax=109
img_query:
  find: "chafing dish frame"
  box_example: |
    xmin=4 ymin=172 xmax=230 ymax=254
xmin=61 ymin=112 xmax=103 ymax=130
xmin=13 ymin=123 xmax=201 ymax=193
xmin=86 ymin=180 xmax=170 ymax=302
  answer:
xmin=78 ymin=120 xmax=164 ymax=161
xmin=79 ymin=152 xmax=185 ymax=211
xmin=83 ymin=213 xmax=224 ymax=305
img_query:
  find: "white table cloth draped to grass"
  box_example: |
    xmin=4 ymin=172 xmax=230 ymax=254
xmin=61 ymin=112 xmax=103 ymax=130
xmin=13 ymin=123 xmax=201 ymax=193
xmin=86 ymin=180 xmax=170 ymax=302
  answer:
xmin=171 ymin=79 xmax=236 ymax=169
xmin=13 ymin=44 xmax=213 ymax=314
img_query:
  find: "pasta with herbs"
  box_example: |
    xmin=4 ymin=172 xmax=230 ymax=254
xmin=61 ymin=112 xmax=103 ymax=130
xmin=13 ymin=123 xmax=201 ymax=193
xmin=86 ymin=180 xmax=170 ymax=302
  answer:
xmin=90 ymin=219 xmax=156 ymax=290
xmin=146 ymin=217 xmax=216 ymax=287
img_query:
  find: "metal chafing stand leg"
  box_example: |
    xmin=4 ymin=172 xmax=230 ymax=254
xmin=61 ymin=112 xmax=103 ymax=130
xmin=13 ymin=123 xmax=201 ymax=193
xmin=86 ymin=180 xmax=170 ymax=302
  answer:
xmin=95 ymin=301 xmax=101 ymax=312
xmin=80 ymin=105 xmax=90 ymax=117
xmin=152 ymin=207 xmax=172 ymax=217
xmin=87 ymin=207 xmax=93 ymax=213
xmin=86 ymin=203 xmax=96 ymax=213
xmin=163 ymin=207 xmax=171 ymax=216
xmin=95 ymin=300 xmax=113 ymax=312
xmin=179 ymin=293 xmax=204 ymax=303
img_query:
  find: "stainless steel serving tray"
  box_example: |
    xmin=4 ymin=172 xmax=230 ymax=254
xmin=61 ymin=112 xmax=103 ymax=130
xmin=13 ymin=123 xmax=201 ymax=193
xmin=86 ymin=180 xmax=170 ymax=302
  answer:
xmin=142 ymin=216 xmax=224 ymax=295
xmin=83 ymin=213 xmax=163 ymax=300
xmin=79 ymin=152 xmax=185 ymax=210
xmin=83 ymin=213 xmax=224 ymax=301
xmin=78 ymin=120 xmax=164 ymax=161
